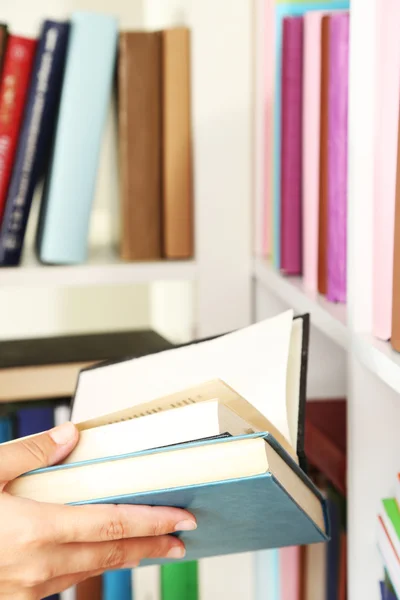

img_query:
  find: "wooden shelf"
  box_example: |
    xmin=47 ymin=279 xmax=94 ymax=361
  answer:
xmin=253 ymin=258 xmax=348 ymax=349
xmin=0 ymin=247 xmax=197 ymax=287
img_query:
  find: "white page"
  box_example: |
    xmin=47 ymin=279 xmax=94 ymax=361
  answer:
xmin=72 ymin=309 xmax=295 ymax=445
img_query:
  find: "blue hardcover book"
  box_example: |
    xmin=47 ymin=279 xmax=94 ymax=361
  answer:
xmin=16 ymin=405 xmax=54 ymax=438
xmin=0 ymin=20 xmax=70 ymax=266
xmin=103 ymin=569 xmax=132 ymax=600
xmin=36 ymin=12 xmax=118 ymax=264
xmin=0 ymin=414 xmax=13 ymax=442
xmin=272 ymin=0 xmax=349 ymax=269
xmin=6 ymin=432 xmax=329 ymax=564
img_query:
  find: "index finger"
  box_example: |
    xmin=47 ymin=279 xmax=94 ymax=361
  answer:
xmin=33 ymin=501 xmax=197 ymax=543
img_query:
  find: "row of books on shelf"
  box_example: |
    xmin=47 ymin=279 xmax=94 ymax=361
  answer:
xmin=0 ymin=12 xmax=193 ymax=269
xmin=378 ymin=473 xmax=400 ymax=600
xmin=260 ymin=1 xmax=400 ymax=348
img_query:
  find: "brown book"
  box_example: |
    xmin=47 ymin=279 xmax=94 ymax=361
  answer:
xmin=0 ymin=24 xmax=8 ymax=76
xmin=318 ymin=16 xmax=330 ymax=295
xmin=118 ymin=31 xmax=162 ymax=261
xmin=76 ymin=575 xmax=102 ymax=600
xmin=161 ymin=27 xmax=193 ymax=258
xmin=391 ymin=101 xmax=400 ymax=350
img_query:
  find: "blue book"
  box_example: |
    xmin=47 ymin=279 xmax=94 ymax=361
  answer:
xmin=272 ymin=0 xmax=349 ymax=269
xmin=0 ymin=414 xmax=13 ymax=442
xmin=36 ymin=12 xmax=118 ymax=264
xmin=7 ymin=432 xmax=329 ymax=564
xmin=0 ymin=20 xmax=70 ymax=266
xmin=255 ymin=549 xmax=280 ymax=600
xmin=103 ymin=569 xmax=132 ymax=600
xmin=16 ymin=405 xmax=54 ymax=438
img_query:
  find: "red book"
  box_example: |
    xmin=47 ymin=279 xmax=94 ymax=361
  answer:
xmin=0 ymin=35 xmax=37 ymax=221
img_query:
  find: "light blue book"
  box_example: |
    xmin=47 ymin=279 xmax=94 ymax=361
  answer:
xmin=272 ymin=1 xmax=350 ymax=269
xmin=36 ymin=11 xmax=118 ymax=264
xmin=103 ymin=569 xmax=133 ymax=600
xmin=255 ymin=549 xmax=280 ymax=600
xmin=7 ymin=432 xmax=330 ymax=564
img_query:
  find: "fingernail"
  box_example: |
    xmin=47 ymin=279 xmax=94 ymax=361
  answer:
xmin=175 ymin=520 xmax=197 ymax=532
xmin=49 ymin=422 xmax=77 ymax=445
xmin=167 ymin=546 xmax=186 ymax=559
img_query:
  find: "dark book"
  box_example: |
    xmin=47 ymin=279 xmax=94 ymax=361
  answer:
xmin=0 ymin=20 xmax=70 ymax=266
xmin=16 ymin=404 xmax=54 ymax=437
xmin=304 ymin=399 xmax=346 ymax=494
xmin=0 ymin=23 xmax=8 ymax=76
xmin=0 ymin=329 xmax=173 ymax=402
xmin=118 ymin=31 xmax=162 ymax=261
xmin=76 ymin=575 xmax=102 ymax=600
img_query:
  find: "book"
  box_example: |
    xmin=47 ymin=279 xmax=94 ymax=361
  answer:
xmin=103 ymin=569 xmax=132 ymax=600
xmin=6 ymin=311 xmax=329 ymax=564
xmin=0 ymin=329 xmax=173 ymax=402
xmin=0 ymin=413 xmax=13 ymax=443
xmin=391 ymin=101 xmax=400 ymax=352
xmin=302 ymin=11 xmax=325 ymax=292
xmin=304 ymin=399 xmax=346 ymax=495
xmin=133 ymin=565 xmax=160 ymax=600
xmin=373 ymin=0 xmax=400 ymax=340
xmin=0 ymin=20 xmax=70 ymax=266
xmin=327 ymin=13 xmax=349 ymax=303
xmin=0 ymin=23 xmax=8 ymax=76
xmin=304 ymin=541 xmax=327 ymax=600
xmin=382 ymin=571 xmax=398 ymax=600
xmin=255 ymin=549 xmax=280 ymax=600
xmin=16 ymin=404 xmax=54 ymax=438
xmin=36 ymin=12 xmax=118 ymax=264
xmin=380 ymin=499 xmax=400 ymax=563
xmin=279 ymin=545 xmax=302 ymax=600
xmin=161 ymin=27 xmax=193 ymax=259
xmin=280 ymin=16 xmax=303 ymax=275
xmin=318 ymin=15 xmax=330 ymax=296
xmin=75 ymin=575 xmax=102 ymax=600
xmin=0 ymin=35 xmax=37 ymax=223
xmin=118 ymin=31 xmax=162 ymax=261
xmin=161 ymin=562 xmax=198 ymax=600
xmin=378 ymin=515 xmax=400 ymax=598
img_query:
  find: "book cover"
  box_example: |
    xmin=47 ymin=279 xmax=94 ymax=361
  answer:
xmin=118 ymin=31 xmax=162 ymax=261
xmin=36 ymin=12 xmax=118 ymax=265
xmin=280 ymin=16 xmax=303 ymax=275
xmin=0 ymin=35 xmax=37 ymax=222
xmin=0 ymin=20 xmax=70 ymax=266
xmin=327 ymin=13 xmax=349 ymax=303
xmin=272 ymin=1 xmax=349 ymax=270
xmin=161 ymin=562 xmax=198 ymax=600
xmin=373 ymin=0 xmax=400 ymax=340
xmin=161 ymin=27 xmax=193 ymax=259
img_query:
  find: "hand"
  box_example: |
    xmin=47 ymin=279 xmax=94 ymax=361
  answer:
xmin=0 ymin=421 xmax=196 ymax=600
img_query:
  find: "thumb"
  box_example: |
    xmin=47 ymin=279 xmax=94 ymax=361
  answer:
xmin=0 ymin=421 xmax=79 ymax=485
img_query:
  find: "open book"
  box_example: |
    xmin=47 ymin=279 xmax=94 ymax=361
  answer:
xmin=7 ymin=310 xmax=329 ymax=561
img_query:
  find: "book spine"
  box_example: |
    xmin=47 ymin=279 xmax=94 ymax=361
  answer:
xmin=36 ymin=12 xmax=118 ymax=265
xmin=161 ymin=562 xmax=198 ymax=600
xmin=318 ymin=16 xmax=330 ymax=296
xmin=327 ymin=13 xmax=349 ymax=303
xmin=0 ymin=23 xmax=8 ymax=76
xmin=103 ymin=569 xmax=132 ymax=600
xmin=372 ymin=0 xmax=400 ymax=339
xmin=391 ymin=99 xmax=400 ymax=351
xmin=0 ymin=21 xmax=69 ymax=266
xmin=0 ymin=414 xmax=13 ymax=442
xmin=302 ymin=12 xmax=324 ymax=291
xmin=0 ymin=35 xmax=37 ymax=223
xmin=133 ymin=566 xmax=160 ymax=600
xmin=16 ymin=405 xmax=54 ymax=437
xmin=75 ymin=575 xmax=102 ymax=600
xmin=280 ymin=16 xmax=303 ymax=275
xmin=118 ymin=31 xmax=162 ymax=261
xmin=161 ymin=28 xmax=193 ymax=259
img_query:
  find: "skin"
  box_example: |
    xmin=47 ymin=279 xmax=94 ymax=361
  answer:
xmin=0 ymin=421 xmax=197 ymax=600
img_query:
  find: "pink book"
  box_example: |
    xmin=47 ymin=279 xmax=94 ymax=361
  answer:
xmin=280 ymin=16 xmax=303 ymax=274
xmin=280 ymin=546 xmax=301 ymax=600
xmin=263 ymin=0 xmax=276 ymax=257
xmin=302 ymin=12 xmax=325 ymax=291
xmin=327 ymin=13 xmax=349 ymax=303
xmin=373 ymin=0 xmax=400 ymax=340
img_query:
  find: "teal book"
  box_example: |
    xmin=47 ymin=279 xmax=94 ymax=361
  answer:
xmin=103 ymin=568 xmax=133 ymax=600
xmin=161 ymin=562 xmax=198 ymax=600
xmin=6 ymin=432 xmax=329 ymax=564
xmin=36 ymin=12 xmax=118 ymax=264
xmin=0 ymin=414 xmax=13 ymax=443
xmin=272 ymin=0 xmax=349 ymax=269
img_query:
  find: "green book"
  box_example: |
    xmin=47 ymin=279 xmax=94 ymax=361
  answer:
xmin=161 ymin=562 xmax=198 ymax=600
xmin=381 ymin=498 xmax=400 ymax=560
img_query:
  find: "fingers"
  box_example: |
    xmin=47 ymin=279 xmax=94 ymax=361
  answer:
xmin=48 ymin=534 xmax=185 ymax=576
xmin=41 ymin=503 xmax=197 ymax=544
xmin=0 ymin=422 xmax=78 ymax=485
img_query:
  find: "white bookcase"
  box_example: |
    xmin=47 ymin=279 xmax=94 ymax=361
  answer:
xmin=1 ymin=0 xmax=398 ymax=599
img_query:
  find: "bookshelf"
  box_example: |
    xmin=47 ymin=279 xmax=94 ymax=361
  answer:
xmin=1 ymin=1 xmax=399 ymax=600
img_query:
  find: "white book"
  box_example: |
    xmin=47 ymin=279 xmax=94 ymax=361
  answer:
xmin=133 ymin=565 xmax=160 ymax=600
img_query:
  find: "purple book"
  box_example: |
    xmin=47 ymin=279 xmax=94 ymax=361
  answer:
xmin=280 ymin=16 xmax=304 ymax=275
xmin=327 ymin=13 xmax=349 ymax=302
